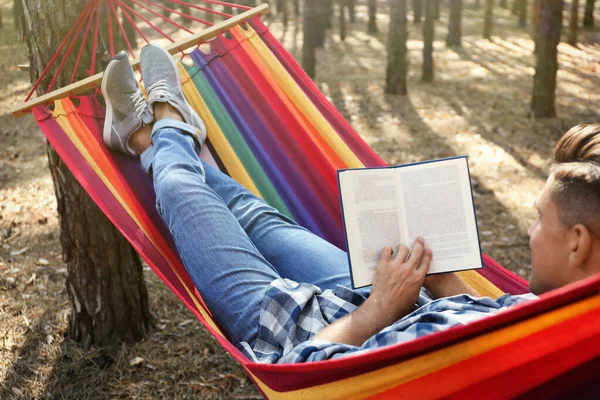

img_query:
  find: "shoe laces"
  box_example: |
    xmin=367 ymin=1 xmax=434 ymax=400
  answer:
xmin=130 ymin=89 xmax=147 ymax=119
xmin=147 ymin=79 xmax=170 ymax=103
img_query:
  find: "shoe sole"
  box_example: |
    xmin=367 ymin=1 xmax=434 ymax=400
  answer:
xmin=101 ymin=58 xmax=118 ymax=149
xmin=142 ymin=45 xmax=207 ymax=139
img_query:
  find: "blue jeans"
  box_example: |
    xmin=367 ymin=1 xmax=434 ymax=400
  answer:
xmin=145 ymin=120 xmax=352 ymax=347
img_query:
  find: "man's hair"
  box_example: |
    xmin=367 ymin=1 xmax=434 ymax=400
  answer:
xmin=551 ymin=124 xmax=600 ymax=236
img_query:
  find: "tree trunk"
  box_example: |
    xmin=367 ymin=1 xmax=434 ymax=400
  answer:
xmin=314 ymin=0 xmax=330 ymax=47
xmin=206 ymin=3 xmax=215 ymax=23
xmin=423 ymin=0 xmax=435 ymax=82
xmin=584 ymin=0 xmax=595 ymax=26
xmin=483 ymin=0 xmax=495 ymax=39
xmin=277 ymin=0 xmax=289 ymax=26
xmin=518 ymin=0 xmax=528 ymax=27
xmin=385 ymin=0 xmax=409 ymax=95
xmin=568 ymin=0 xmax=580 ymax=45
xmin=413 ymin=0 xmax=423 ymax=23
xmin=512 ymin=0 xmax=520 ymax=14
xmin=303 ymin=0 xmax=319 ymax=78
xmin=531 ymin=0 xmax=563 ymax=118
xmin=339 ymin=0 xmax=347 ymax=41
xmin=348 ymin=0 xmax=356 ymax=22
xmin=294 ymin=0 xmax=301 ymax=17
xmin=500 ymin=0 xmax=508 ymax=7
xmin=434 ymin=0 xmax=441 ymax=19
xmin=21 ymin=0 xmax=151 ymax=347
xmin=447 ymin=0 xmax=463 ymax=46
xmin=368 ymin=0 xmax=379 ymax=33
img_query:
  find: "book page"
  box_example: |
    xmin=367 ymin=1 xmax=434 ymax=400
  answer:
xmin=398 ymin=158 xmax=481 ymax=274
xmin=338 ymin=169 xmax=402 ymax=287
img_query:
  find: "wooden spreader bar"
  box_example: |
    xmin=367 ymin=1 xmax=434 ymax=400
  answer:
xmin=12 ymin=3 xmax=270 ymax=118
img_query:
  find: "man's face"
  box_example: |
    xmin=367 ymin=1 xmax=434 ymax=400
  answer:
xmin=528 ymin=176 xmax=572 ymax=294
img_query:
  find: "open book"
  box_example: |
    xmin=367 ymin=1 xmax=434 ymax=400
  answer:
xmin=338 ymin=156 xmax=483 ymax=288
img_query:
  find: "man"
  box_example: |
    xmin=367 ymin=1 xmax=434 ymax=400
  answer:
xmin=101 ymin=46 xmax=600 ymax=363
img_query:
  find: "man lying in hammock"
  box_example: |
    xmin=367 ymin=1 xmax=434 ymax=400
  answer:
xmin=101 ymin=46 xmax=600 ymax=363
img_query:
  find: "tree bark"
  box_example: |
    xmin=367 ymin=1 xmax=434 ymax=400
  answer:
xmin=277 ymin=0 xmax=289 ymax=26
xmin=483 ymin=0 xmax=495 ymax=39
xmin=423 ymin=0 xmax=435 ymax=82
xmin=339 ymin=0 xmax=347 ymax=41
xmin=385 ymin=0 xmax=409 ymax=95
xmin=434 ymin=0 xmax=441 ymax=19
xmin=584 ymin=0 xmax=595 ymax=26
xmin=206 ymin=3 xmax=215 ymax=23
xmin=302 ymin=0 xmax=319 ymax=78
xmin=447 ymin=0 xmax=463 ymax=46
xmin=368 ymin=0 xmax=379 ymax=33
xmin=531 ymin=0 xmax=563 ymax=118
xmin=315 ymin=0 xmax=332 ymax=47
xmin=294 ymin=0 xmax=301 ymax=17
xmin=568 ymin=0 xmax=580 ymax=45
xmin=348 ymin=0 xmax=356 ymax=22
xmin=518 ymin=0 xmax=528 ymax=27
xmin=21 ymin=0 xmax=151 ymax=347
xmin=413 ymin=0 xmax=423 ymax=23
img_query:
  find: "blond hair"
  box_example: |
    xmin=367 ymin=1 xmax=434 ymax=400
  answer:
xmin=551 ymin=124 xmax=600 ymax=235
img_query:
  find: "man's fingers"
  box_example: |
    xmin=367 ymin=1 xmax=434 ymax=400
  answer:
xmin=394 ymin=244 xmax=410 ymax=263
xmin=406 ymin=237 xmax=425 ymax=267
xmin=417 ymin=248 xmax=433 ymax=276
xmin=379 ymin=246 xmax=393 ymax=263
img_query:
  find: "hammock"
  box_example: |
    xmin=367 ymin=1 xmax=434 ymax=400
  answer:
xmin=14 ymin=3 xmax=600 ymax=399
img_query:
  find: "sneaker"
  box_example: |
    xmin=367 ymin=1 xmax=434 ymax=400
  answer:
xmin=140 ymin=44 xmax=207 ymax=145
xmin=101 ymin=51 xmax=147 ymax=156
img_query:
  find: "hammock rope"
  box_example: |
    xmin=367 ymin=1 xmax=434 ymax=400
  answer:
xmin=23 ymin=0 xmax=252 ymax=105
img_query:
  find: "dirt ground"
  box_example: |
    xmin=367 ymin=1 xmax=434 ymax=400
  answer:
xmin=1 ymin=1 xmax=599 ymax=399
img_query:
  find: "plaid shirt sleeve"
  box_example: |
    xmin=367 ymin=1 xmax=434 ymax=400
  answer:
xmin=238 ymin=278 xmax=536 ymax=364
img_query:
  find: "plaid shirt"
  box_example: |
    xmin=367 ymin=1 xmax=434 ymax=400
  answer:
xmin=237 ymin=279 xmax=536 ymax=364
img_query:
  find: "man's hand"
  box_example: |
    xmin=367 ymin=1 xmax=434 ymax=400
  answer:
xmin=365 ymin=237 xmax=433 ymax=328
xmin=313 ymin=238 xmax=432 ymax=346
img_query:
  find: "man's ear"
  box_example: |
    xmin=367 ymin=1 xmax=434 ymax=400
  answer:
xmin=568 ymin=224 xmax=592 ymax=272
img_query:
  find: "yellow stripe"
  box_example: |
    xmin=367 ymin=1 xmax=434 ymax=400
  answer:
xmin=238 ymin=26 xmax=364 ymax=169
xmin=248 ymin=294 xmax=600 ymax=399
xmin=52 ymin=100 xmax=225 ymax=336
xmin=179 ymin=63 xmax=262 ymax=197
xmin=458 ymin=270 xmax=504 ymax=299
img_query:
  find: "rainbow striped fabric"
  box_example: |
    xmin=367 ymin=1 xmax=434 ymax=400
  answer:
xmin=32 ymin=17 xmax=600 ymax=399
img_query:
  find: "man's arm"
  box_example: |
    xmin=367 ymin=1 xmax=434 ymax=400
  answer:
xmin=424 ymin=273 xmax=480 ymax=299
xmin=314 ymin=238 xmax=432 ymax=346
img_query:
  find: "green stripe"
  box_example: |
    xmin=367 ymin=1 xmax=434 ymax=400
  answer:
xmin=182 ymin=63 xmax=293 ymax=219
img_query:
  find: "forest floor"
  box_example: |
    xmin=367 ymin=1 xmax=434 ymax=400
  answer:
xmin=1 ymin=1 xmax=599 ymax=399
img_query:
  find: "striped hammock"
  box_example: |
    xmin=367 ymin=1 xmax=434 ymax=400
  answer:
xmin=22 ymin=11 xmax=600 ymax=400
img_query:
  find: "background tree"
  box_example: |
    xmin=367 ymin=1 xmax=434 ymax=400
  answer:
xmin=447 ymin=0 xmax=463 ymax=46
xmin=584 ymin=0 xmax=595 ymax=26
xmin=348 ymin=0 xmax=356 ymax=22
xmin=423 ymin=0 xmax=435 ymax=82
xmin=368 ymin=0 xmax=379 ymax=33
xmin=434 ymin=0 xmax=441 ymax=19
xmin=531 ymin=0 xmax=564 ymax=118
xmin=483 ymin=0 xmax=495 ymax=39
xmin=20 ymin=0 xmax=151 ymax=347
xmin=206 ymin=3 xmax=215 ymax=23
xmin=294 ymin=0 xmax=301 ymax=17
xmin=568 ymin=0 xmax=580 ymax=46
xmin=385 ymin=0 xmax=409 ymax=95
xmin=303 ymin=0 xmax=319 ymax=77
xmin=413 ymin=0 xmax=423 ymax=23
xmin=517 ymin=0 xmax=528 ymax=27
xmin=339 ymin=0 xmax=348 ymax=41
xmin=277 ymin=0 xmax=289 ymax=26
